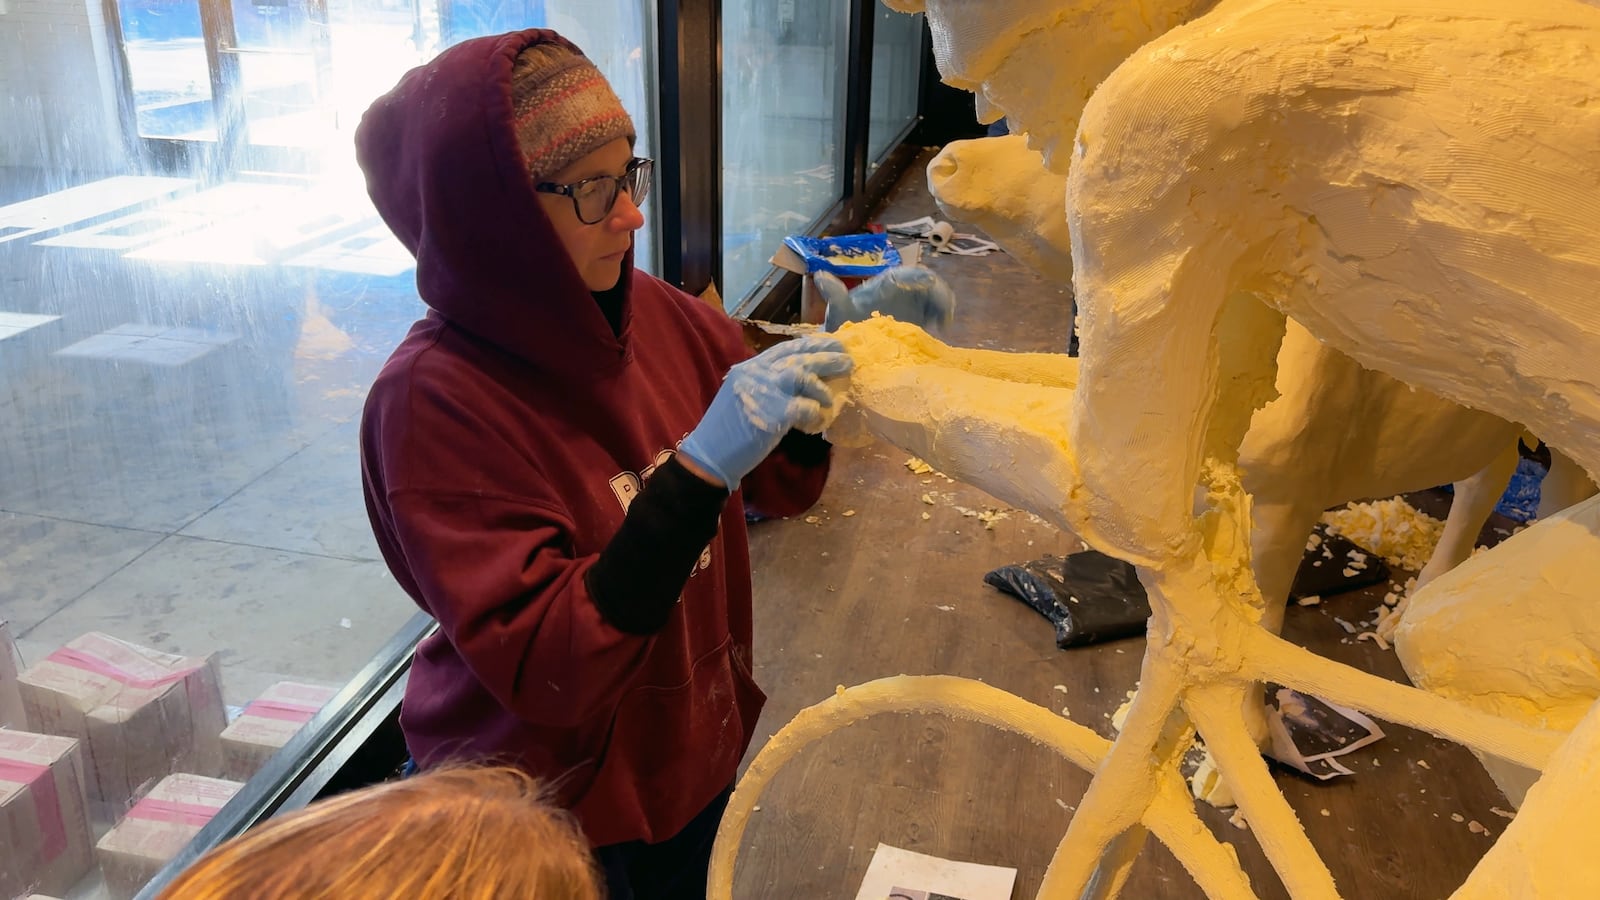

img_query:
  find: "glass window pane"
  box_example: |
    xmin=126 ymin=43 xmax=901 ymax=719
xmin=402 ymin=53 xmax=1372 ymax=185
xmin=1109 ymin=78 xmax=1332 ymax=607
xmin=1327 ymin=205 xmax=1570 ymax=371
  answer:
xmin=229 ymin=0 xmax=332 ymax=151
xmin=868 ymin=8 xmax=924 ymax=163
xmin=557 ymin=7 xmax=660 ymax=276
xmin=722 ymin=0 xmax=849 ymax=307
xmin=115 ymin=0 xmax=220 ymax=141
xmin=0 ymin=3 xmax=654 ymax=896
xmin=332 ymin=0 xmax=659 ymax=273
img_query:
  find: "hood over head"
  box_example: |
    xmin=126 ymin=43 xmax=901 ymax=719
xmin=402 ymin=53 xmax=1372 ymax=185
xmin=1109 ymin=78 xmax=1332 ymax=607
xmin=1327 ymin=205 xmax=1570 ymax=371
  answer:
xmin=356 ymin=29 xmax=636 ymax=377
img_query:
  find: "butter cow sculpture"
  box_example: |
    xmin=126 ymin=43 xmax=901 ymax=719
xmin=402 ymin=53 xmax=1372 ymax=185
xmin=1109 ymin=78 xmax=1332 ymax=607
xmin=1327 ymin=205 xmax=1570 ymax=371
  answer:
xmin=928 ymin=134 xmax=1524 ymax=626
xmin=913 ymin=0 xmax=1599 ymax=759
xmin=1412 ymin=446 xmax=1594 ymax=589
xmin=1398 ymin=493 xmax=1600 ymax=809
xmin=710 ymin=1 xmax=1600 ymax=897
xmin=920 ymin=0 xmax=1600 ymax=791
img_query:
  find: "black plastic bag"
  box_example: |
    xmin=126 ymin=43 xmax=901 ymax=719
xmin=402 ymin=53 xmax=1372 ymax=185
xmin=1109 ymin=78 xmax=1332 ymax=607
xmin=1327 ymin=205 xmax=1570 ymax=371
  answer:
xmin=1288 ymin=523 xmax=1391 ymax=601
xmin=985 ymin=523 xmax=1391 ymax=650
xmin=983 ymin=551 xmax=1151 ymax=648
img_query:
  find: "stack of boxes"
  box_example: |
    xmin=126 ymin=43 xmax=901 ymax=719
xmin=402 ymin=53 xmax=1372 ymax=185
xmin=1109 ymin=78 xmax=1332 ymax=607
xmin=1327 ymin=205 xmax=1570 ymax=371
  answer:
xmin=18 ymin=632 xmax=227 ymax=821
xmin=0 ymin=731 xmax=95 ymax=898
xmin=220 ymin=681 xmax=338 ymax=779
xmin=0 ymin=628 xmax=333 ymax=898
xmin=96 ymin=773 xmax=244 ymax=900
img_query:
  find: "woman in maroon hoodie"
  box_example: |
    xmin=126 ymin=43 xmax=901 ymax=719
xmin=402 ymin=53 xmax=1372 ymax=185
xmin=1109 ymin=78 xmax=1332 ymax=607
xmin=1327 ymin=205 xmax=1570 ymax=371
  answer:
xmin=354 ymin=29 xmax=951 ymax=899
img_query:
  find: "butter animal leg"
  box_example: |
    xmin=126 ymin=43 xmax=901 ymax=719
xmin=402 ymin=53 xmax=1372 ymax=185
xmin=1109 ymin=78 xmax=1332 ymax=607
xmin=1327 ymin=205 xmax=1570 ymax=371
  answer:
xmin=1416 ymin=441 xmax=1519 ymax=589
xmin=1241 ymin=629 xmax=1563 ymax=770
xmin=1238 ymin=497 xmax=1322 ymax=751
xmin=706 ymin=676 xmax=1112 ymax=900
xmin=1248 ymin=503 xmax=1322 ymax=638
xmin=1081 ymin=827 xmax=1149 ymax=900
xmin=1537 ymin=448 xmax=1597 ymax=520
xmin=831 ymin=363 xmax=1079 ymax=534
xmin=834 ymin=316 xmax=1080 ymax=388
xmin=1142 ymin=776 xmax=1261 ymax=898
xmin=1187 ymin=684 xmax=1340 ymax=900
xmin=831 ymin=319 xmax=1082 ymax=534
xmin=1080 ymin=702 xmax=1197 ymax=899
xmin=1038 ymin=656 xmax=1186 ymax=896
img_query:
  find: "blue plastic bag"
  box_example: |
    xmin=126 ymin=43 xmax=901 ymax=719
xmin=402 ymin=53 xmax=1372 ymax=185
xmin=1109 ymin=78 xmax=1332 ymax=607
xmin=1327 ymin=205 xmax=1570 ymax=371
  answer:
xmin=782 ymin=233 xmax=901 ymax=279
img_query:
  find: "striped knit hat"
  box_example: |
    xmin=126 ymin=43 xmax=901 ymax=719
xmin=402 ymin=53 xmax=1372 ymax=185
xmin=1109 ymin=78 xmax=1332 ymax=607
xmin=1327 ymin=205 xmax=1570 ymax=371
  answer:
xmin=511 ymin=41 xmax=635 ymax=182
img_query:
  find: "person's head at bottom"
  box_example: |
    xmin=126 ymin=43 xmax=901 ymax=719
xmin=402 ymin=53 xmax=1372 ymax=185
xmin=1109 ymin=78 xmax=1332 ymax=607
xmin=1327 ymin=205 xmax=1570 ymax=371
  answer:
xmin=155 ymin=766 xmax=600 ymax=900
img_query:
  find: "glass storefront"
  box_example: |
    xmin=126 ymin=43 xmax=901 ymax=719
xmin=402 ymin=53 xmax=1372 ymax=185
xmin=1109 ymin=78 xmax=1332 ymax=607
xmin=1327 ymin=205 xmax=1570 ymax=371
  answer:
xmin=1 ymin=2 xmax=925 ymax=894
xmin=721 ymin=0 xmax=849 ymax=307
xmin=867 ymin=5 xmax=923 ymax=164
xmin=0 ymin=2 xmax=654 ymax=897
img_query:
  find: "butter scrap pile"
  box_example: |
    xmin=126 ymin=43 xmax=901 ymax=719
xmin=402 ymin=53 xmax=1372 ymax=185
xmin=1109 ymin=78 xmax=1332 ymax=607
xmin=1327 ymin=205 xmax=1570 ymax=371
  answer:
xmin=1320 ymin=497 xmax=1445 ymax=571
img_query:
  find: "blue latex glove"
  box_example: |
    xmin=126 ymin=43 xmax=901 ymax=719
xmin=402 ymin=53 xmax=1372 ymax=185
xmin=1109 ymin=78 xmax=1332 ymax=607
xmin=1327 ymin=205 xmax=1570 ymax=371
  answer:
xmin=818 ymin=266 xmax=956 ymax=332
xmin=679 ymin=335 xmax=854 ymax=489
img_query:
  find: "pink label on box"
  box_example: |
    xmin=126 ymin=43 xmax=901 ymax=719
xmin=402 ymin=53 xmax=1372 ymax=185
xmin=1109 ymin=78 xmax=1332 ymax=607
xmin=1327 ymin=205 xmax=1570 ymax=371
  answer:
xmin=125 ymin=796 xmax=219 ymax=829
xmin=46 ymin=645 xmax=199 ymax=690
xmin=271 ymin=683 xmax=337 ymax=703
xmin=241 ymin=699 xmax=319 ymax=724
xmin=226 ymin=718 xmax=293 ymax=744
xmin=0 ymin=757 xmax=66 ymax=862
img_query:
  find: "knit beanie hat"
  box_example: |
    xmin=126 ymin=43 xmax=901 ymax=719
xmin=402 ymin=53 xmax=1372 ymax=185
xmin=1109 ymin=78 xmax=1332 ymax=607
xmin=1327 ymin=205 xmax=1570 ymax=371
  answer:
xmin=510 ymin=41 xmax=636 ymax=182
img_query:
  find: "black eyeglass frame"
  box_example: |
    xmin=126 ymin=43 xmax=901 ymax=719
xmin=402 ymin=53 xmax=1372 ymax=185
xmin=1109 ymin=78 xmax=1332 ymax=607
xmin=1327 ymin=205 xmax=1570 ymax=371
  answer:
xmin=535 ymin=157 xmax=655 ymax=225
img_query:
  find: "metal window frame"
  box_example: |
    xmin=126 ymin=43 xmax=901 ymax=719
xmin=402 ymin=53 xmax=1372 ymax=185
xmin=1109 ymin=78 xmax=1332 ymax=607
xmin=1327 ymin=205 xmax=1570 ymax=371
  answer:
xmin=840 ymin=0 xmax=876 ymax=226
xmin=655 ymin=0 xmax=722 ymax=293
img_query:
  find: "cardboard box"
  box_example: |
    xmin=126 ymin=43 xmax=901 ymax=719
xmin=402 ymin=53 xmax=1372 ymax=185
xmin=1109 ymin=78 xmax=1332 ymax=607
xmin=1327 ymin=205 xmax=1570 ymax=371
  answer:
xmin=0 ymin=620 xmax=26 ymax=729
xmin=0 ymin=731 xmax=94 ymax=899
xmin=769 ymin=242 xmax=838 ymax=326
xmin=18 ymin=633 xmax=226 ymax=819
xmin=96 ymin=773 xmax=242 ymax=900
xmin=220 ymin=681 xmax=338 ymax=780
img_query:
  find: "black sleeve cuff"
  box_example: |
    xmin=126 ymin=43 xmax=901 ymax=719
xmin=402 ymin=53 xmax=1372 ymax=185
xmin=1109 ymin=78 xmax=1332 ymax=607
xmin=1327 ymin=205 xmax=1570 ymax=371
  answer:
xmin=775 ymin=429 xmax=832 ymax=467
xmin=585 ymin=457 xmax=730 ymax=634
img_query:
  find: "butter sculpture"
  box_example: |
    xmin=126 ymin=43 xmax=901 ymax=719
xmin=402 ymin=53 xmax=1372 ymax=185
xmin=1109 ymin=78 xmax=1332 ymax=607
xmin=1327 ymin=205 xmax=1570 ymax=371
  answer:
xmin=1065 ymin=1 xmax=1600 ymax=546
xmin=1452 ymin=690 xmax=1600 ymax=899
xmin=902 ymin=0 xmax=1220 ymax=172
xmin=1397 ymin=493 xmax=1600 ymax=809
xmin=928 ymin=132 xmax=1522 ymax=622
xmin=1407 ymin=446 xmax=1595 ymax=589
xmin=927 ymin=136 xmax=1076 ymax=283
xmin=820 ymin=318 xmax=1081 ymax=536
xmin=711 ymin=1 xmax=1600 ymax=897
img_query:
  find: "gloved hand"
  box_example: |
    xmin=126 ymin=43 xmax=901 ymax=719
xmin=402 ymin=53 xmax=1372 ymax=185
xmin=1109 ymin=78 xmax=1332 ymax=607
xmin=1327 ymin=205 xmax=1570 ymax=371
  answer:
xmin=678 ymin=334 xmax=854 ymax=489
xmin=818 ymin=266 xmax=956 ymax=332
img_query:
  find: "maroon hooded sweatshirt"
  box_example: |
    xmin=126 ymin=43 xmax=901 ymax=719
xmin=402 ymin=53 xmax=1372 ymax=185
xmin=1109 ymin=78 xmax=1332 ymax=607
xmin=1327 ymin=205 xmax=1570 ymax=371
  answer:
xmin=354 ymin=29 xmax=828 ymax=847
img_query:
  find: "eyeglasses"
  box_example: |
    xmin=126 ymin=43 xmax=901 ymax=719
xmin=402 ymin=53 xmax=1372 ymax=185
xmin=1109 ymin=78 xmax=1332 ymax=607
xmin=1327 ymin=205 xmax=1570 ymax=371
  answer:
xmin=535 ymin=157 xmax=654 ymax=225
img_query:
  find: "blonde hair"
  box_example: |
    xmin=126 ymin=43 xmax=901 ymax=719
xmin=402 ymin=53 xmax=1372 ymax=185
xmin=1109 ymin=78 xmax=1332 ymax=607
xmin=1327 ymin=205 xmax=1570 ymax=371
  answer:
xmin=157 ymin=766 xmax=600 ymax=900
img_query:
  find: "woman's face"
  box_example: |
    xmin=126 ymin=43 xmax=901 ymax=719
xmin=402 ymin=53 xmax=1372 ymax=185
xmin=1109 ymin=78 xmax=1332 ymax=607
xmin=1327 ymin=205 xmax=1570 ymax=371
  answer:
xmin=535 ymin=138 xmax=646 ymax=292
